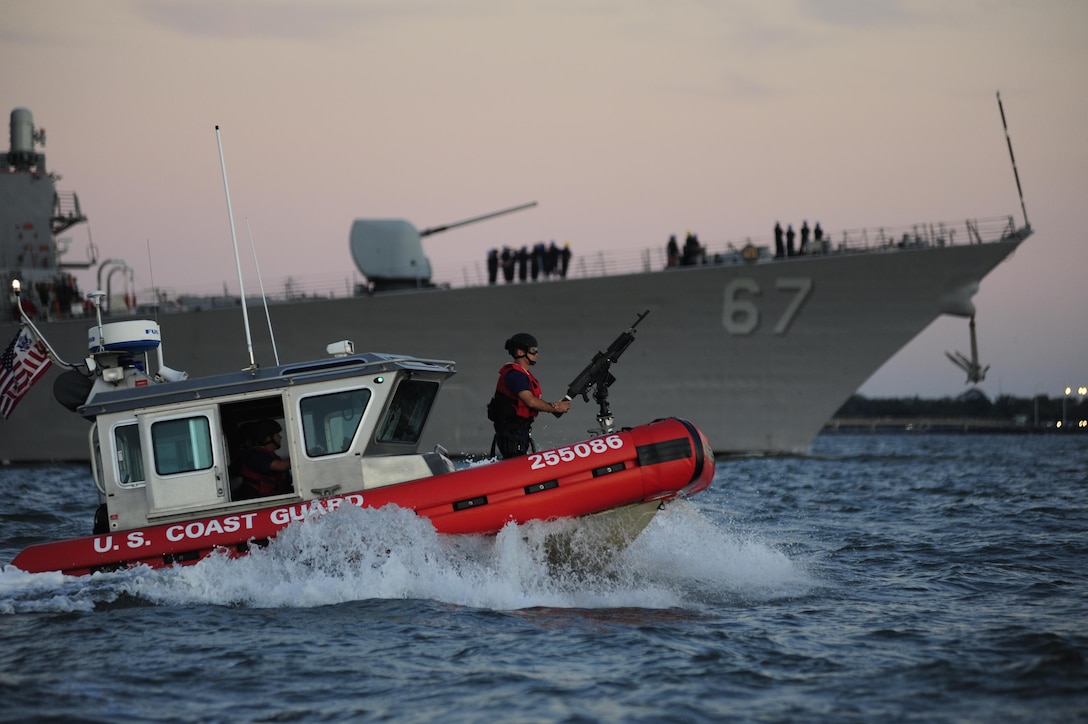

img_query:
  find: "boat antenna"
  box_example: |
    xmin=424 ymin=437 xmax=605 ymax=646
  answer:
xmin=996 ymin=91 xmax=1030 ymax=230
xmin=246 ymin=217 xmax=280 ymax=365
xmin=215 ymin=125 xmax=257 ymax=370
xmin=145 ymin=238 xmax=159 ymax=323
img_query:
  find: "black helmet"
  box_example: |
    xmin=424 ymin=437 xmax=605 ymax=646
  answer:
xmin=249 ymin=419 xmax=282 ymax=445
xmin=504 ymin=332 xmax=538 ymax=356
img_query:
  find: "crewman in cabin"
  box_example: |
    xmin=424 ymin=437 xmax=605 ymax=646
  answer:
xmin=237 ymin=419 xmax=293 ymax=499
xmin=488 ymin=333 xmax=571 ymax=459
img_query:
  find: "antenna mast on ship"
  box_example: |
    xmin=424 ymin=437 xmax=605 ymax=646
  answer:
xmin=997 ymin=91 xmax=1030 ymax=230
xmin=945 ymin=93 xmax=1032 ymax=383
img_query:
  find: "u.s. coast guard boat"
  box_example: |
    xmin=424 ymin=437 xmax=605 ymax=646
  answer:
xmin=8 ymin=287 xmax=713 ymax=576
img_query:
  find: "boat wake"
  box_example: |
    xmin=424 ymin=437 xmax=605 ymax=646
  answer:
xmin=1 ymin=501 xmax=812 ymax=614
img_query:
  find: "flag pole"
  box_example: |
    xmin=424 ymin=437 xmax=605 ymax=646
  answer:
xmin=7 ymin=279 xmax=77 ymax=369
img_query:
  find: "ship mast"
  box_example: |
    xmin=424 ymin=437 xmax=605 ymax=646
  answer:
xmin=997 ymin=91 xmax=1030 ymax=230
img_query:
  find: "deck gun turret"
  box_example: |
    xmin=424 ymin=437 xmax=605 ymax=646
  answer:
xmin=563 ymin=310 xmax=649 ymax=435
xmin=349 ymin=202 xmax=537 ymax=293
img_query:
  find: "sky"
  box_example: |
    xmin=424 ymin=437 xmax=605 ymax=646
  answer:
xmin=2 ymin=0 xmax=1086 ymax=400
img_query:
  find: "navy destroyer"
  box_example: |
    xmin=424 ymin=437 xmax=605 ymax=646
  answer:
xmin=0 ymin=105 xmax=1031 ymax=461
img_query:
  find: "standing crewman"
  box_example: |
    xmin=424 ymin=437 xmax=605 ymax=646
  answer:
xmin=488 ymin=333 xmax=571 ymax=458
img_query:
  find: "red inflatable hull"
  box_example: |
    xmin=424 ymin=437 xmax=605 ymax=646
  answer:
xmin=11 ymin=417 xmax=713 ymax=576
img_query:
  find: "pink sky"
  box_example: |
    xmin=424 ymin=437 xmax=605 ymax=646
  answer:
xmin=3 ymin=0 xmax=1086 ymax=399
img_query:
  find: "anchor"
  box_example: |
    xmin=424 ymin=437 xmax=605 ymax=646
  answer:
xmin=945 ymin=315 xmax=989 ymax=384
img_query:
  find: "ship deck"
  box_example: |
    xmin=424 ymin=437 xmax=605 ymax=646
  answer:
xmin=138 ymin=216 xmax=1024 ymax=311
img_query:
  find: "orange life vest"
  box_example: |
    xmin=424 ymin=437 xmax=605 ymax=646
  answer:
xmin=240 ymin=447 xmax=290 ymax=496
xmin=492 ymin=362 xmax=543 ymax=421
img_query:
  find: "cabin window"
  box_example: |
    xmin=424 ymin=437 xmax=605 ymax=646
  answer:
xmin=114 ymin=423 xmax=146 ymax=485
xmin=151 ymin=416 xmax=214 ymax=475
xmin=377 ymin=379 xmax=439 ymax=444
xmin=300 ymin=388 xmax=371 ymax=457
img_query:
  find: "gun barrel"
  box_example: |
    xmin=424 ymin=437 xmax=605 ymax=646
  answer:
xmin=563 ymin=310 xmax=650 ymax=400
xmin=419 ymin=201 xmax=538 ymax=237
xmin=608 ymin=309 xmax=649 ymax=355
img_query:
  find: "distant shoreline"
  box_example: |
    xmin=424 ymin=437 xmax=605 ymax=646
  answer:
xmin=830 ymin=391 xmax=1087 ymax=434
xmin=823 ymin=418 xmax=1080 ymax=435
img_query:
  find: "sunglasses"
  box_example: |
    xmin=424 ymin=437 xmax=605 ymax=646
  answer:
xmin=528 ymin=348 xmax=539 ymax=355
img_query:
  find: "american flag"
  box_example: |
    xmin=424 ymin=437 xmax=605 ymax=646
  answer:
xmin=0 ymin=326 xmax=53 ymax=419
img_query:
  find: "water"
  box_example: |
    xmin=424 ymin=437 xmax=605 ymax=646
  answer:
xmin=1 ymin=434 xmax=1085 ymax=722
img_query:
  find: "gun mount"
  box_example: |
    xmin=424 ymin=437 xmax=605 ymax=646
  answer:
xmin=349 ymin=201 xmax=538 ymax=293
xmin=564 ymin=310 xmax=649 ymax=436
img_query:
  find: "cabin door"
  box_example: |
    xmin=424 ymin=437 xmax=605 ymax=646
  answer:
xmin=140 ymin=406 xmax=229 ymax=514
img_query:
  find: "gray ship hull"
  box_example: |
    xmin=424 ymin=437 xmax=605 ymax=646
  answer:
xmin=1 ymin=232 xmax=1025 ymax=462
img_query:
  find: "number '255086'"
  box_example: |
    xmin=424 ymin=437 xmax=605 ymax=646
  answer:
xmin=528 ymin=435 xmax=624 ymax=470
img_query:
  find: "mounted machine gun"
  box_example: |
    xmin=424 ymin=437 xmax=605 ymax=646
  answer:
xmin=563 ymin=310 xmax=649 ymax=435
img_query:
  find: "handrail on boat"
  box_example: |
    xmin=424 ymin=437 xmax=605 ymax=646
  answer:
xmin=79 ymin=353 xmax=458 ymax=416
xmin=277 ymin=354 xmax=457 ymax=378
xmin=89 ymin=422 xmax=106 ymax=496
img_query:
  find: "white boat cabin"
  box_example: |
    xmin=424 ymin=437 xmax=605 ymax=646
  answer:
xmin=77 ymin=324 xmax=457 ymax=534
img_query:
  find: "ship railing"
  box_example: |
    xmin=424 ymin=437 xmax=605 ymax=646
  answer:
xmin=123 ymin=215 xmax=1023 ymax=310
xmin=432 ymin=215 xmax=1021 ymax=285
xmin=53 ymin=191 xmax=83 ymax=219
xmin=51 ymin=191 xmax=88 ymax=235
